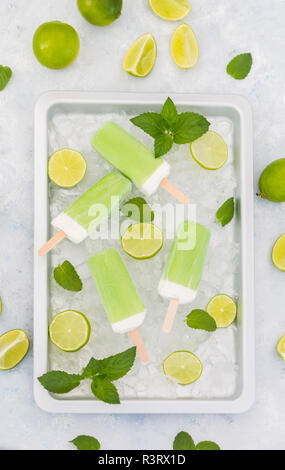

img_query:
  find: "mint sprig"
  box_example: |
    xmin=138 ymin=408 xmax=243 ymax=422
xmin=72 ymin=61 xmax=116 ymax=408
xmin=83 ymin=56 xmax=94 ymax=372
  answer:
xmin=186 ymin=309 xmax=217 ymax=332
xmin=227 ymin=53 xmax=252 ymax=80
xmin=0 ymin=66 xmax=12 ymax=91
xmin=121 ymin=197 xmax=154 ymax=223
xmin=54 ymin=260 xmax=83 ymax=292
xmin=130 ymin=97 xmax=210 ymax=158
xmin=38 ymin=346 xmax=136 ymax=404
xmin=71 ymin=435 xmax=101 ymax=451
xmin=173 ymin=431 xmax=220 ymax=450
xmin=216 ymin=197 xmax=235 ymax=227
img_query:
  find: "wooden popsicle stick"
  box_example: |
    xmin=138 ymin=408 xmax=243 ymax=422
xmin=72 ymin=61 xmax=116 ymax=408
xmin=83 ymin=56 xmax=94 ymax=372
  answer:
xmin=162 ymin=298 xmax=179 ymax=334
xmin=160 ymin=178 xmax=190 ymax=205
xmin=129 ymin=329 xmax=149 ymax=363
xmin=38 ymin=230 xmax=66 ymax=256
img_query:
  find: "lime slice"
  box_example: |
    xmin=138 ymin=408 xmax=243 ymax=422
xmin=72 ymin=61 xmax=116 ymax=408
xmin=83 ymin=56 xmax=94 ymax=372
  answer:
xmin=207 ymin=294 xmax=237 ymax=328
xmin=121 ymin=223 xmax=163 ymax=259
xmin=123 ymin=33 xmax=157 ymax=77
xmin=277 ymin=335 xmax=285 ymax=360
xmin=163 ymin=351 xmax=202 ymax=385
xmin=0 ymin=297 xmax=2 ymax=314
xmin=171 ymin=23 xmax=199 ymax=69
xmin=49 ymin=310 xmax=91 ymax=352
xmin=148 ymin=0 xmax=191 ymax=21
xmin=190 ymin=131 xmax=228 ymax=170
xmin=48 ymin=148 xmax=87 ymax=188
xmin=0 ymin=329 xmax=30 ymax=370
xmin=272 ymin=233 xmax=285 ymax=271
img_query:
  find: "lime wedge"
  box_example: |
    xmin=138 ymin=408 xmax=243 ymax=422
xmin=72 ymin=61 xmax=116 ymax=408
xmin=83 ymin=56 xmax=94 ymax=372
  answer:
xmin=163 ymin=351 xmax=202 ymax=385
xmin=121 ymin=223 xmax=163 ymax=259
xmin=190 ymin=131 xmax=228 ymax=170
xmin=148 ymin=0 xmax=191 ymax=21
xmin=277 ymin=335 xmax=285 ymax=360
xmin=171 ymin=23 xmax=199 ymax=69
xmin=0 ymin=329 xmax=30 ymax=370
xmin=48 ymin=148 xmax=87 ymax=188
xmin=49 ymin=310 xmax=91 ymax=352
xmin=123 ymin=33 xmax=157 ymax=77
xmin=207 ymin=294 xmax=236 ymax=328
xmin=272 ymin=233 xmax=285 ymax=271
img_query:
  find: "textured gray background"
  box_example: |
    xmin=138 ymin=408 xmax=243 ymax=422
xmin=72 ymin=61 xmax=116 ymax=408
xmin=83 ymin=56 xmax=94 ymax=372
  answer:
xmin=0 ymin=0 xmax=284 ymax=450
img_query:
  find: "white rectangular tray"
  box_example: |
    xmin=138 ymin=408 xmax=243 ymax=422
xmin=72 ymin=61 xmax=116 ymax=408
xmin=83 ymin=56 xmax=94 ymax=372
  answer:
xmin=34 ymin=91 xmax=254 ymax=413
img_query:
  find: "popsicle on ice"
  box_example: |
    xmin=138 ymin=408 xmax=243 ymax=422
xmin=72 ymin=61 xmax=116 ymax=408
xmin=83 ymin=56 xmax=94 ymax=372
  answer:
xmin=38 ymin=172 xmax=131 ymax=255
xmin=158 ymin=220 xmax=210 ymax=333
xmin=88 ymin=248 xmax=149 ymax=363
xmin=92 ymin=122 xmax=190 ymax=204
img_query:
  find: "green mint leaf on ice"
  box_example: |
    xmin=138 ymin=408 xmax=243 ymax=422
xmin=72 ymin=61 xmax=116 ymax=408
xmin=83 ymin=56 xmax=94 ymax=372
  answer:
xmin=82 ymin=357 xmax=103 ymax=379
xmin=227 ymin=53 xmax=252 ymax=80
xmin=173 ymin=113 xmax=210 ymax=144
xmin=121 ymin=197 xmax=154 ymax=223
xmin=130 ymin=97 xmax=209 ymax=158
xmin=154 ymin=134 xmax=173 ymax=158
xmin=161 ymin=97 xmax=178 ymax=130
xmin=186 ymin=309 xmax=217 ymax=332
xmin=196 ymin=441 xmax=220 ymax=451
xmin=173 ymin=431 xmax=196 ymax=450
xmin=54 ymin=260 xmax=83 ymax=292
xmin=71 ymin=435 xmax=101 ymax=450
xmin=130 ymin=112 xmax=166 ymax=139
xmin=0 ymin=66 xmax=12 ymax=91
xmin=38 ymin=347 xmax=136 ymax=404
xmin=38 ymin=371 xmax=82 ymax=394
xmin=91 ymin=376 xmax=120 ymax=404
xmin=216 ymin=197 xmax=235 ymax=227
xmin=99 ymin=346 xmax=136 ymax=381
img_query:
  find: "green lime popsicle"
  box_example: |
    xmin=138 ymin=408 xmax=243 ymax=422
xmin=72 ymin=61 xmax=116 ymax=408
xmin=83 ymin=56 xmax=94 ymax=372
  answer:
xmin=159 ymin=220 xmax=210 ymax=333
xmin=88 ymin=248 xmax=149 ymax=362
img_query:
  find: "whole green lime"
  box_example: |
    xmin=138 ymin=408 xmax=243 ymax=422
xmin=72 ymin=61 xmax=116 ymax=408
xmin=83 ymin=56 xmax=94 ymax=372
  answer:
xmin=33 ymin=21 xmax=80 ymax=69
xmin=77 ymin=0 xmax=122 ymax=26
xmin=258 ymin=158 xmax=285 ymax=202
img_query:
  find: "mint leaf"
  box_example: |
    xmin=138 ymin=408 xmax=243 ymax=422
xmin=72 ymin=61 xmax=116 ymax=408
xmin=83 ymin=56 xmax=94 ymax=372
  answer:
xmin=54 ymin=260 xmax=83 ymax=292
xmin=161 ymin=97 xmax=178 ymax=130
xmin=91 ymin=376 xmax=120 ymax=404
xmin=216 ymin=197 xmax=235 ymax=227
xmin=227 ymin=53 xmax=252 ymax=80
xmin=38 ymin=371 xmax=82 ymax=394
xmin=173 ymin=432 xmax=196 ymax=450
xmin=154 ymin=134 xmax=173 ymax=158
xmin=196 ymin=441 xmax=220 ymax=450
xmin=121 ymin=197 xmax=154 ymax=223
xmin=130 ymin=112 xmax=166 ymax=139
xmin=0 ymin=66 xmax=12 ymax=91
xmin=82 ymin=358 xmax=103 ymax=379
xmin=99 ymin=346 xmax=136 ymax=381
xmin=173 ymin=112 xmax=210 ymax=144
xmin=71 ymin=435 xmax=101 ymax=450
xmin=186 ymin=309 xmax=217 ymax=332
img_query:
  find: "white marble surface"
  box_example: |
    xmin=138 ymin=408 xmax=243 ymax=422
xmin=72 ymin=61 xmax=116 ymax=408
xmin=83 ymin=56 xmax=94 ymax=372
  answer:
xmin=0 ymin=0 xmax=285 ymax=450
